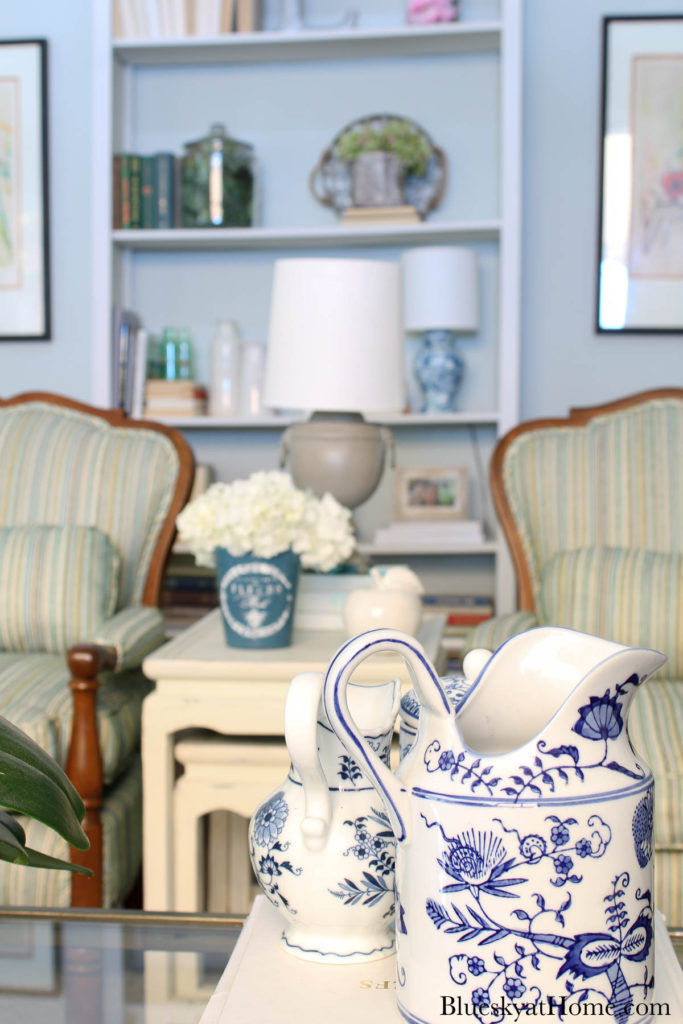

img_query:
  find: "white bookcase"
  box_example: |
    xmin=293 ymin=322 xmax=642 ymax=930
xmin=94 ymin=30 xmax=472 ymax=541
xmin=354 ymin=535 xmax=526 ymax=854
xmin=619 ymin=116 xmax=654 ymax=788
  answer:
xmin=91 ymin=0 xmax=522 ymax=613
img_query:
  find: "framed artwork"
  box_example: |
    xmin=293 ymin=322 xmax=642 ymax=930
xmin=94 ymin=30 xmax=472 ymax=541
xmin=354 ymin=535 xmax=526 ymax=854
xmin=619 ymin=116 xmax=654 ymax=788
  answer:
xmin=395 ymin=466 xmax=468 ymax=521
xmin=596 ymin=16 xmax=683 ymax=333
xmin=0 ymin=40 xmax=50 ymax=340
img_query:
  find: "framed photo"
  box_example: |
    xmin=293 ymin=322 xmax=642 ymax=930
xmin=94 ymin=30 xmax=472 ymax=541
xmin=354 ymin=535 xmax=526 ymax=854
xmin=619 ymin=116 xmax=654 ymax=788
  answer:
xmin=0 ymin=40 xmax=50 ymax=340
xmin=395 ymin=466 xmax=468 ymax=521
xmin=596 ymin=17 xmax=683 ymax=333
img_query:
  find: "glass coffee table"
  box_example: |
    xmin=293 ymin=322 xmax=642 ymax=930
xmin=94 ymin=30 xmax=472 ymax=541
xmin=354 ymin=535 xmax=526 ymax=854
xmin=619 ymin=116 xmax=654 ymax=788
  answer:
xmin=0 ymin=905 xmax=680 ymax=1023
xmin=0 ymin=907 xmax=244 ymax=1024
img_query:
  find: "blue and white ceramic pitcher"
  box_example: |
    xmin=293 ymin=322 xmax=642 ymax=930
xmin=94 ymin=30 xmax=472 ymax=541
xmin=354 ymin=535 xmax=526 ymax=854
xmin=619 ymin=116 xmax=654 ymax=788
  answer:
xmin=322 ymin=627 xmax=665 ymax=1024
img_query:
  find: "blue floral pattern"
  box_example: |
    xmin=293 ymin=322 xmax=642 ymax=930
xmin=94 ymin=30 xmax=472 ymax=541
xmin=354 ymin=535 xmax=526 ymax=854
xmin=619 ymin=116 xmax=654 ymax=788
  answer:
xmin=632 ymin=790 xmax=654 ymax=868
xmin=249 ymin=791 xmax=302 ymax=911
xmin=424 ymin=813 xmax=653 ymax=1024
xmin=329 ymin=808 xmax=395 ymax=915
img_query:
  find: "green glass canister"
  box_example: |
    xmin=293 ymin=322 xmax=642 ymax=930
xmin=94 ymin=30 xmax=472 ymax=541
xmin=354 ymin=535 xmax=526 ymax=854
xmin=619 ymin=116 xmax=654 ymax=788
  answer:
xmin=181 ymin=122 xmax=254 ymax=228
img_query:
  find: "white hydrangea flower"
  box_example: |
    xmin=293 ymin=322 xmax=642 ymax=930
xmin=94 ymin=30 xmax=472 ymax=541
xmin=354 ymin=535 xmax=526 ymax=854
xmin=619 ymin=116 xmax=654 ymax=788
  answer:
xmin=175 ymin=470 xmax=356 ymax=573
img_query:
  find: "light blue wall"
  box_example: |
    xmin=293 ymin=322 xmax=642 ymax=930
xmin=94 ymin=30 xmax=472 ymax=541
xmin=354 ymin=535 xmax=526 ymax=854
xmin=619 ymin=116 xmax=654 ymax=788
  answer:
xmin=1 ymin=1 xmax=681 ymax=414
xmin=521 ymin=0 xmax=683 ymax=419
xmin=0 ymin=1 xmax=93 ymax=401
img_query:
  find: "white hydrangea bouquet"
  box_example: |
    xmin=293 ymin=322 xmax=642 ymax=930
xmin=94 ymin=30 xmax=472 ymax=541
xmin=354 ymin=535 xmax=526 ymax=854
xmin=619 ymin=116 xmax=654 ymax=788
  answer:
xmin=176 ymin=470 xmax=356 ymax=573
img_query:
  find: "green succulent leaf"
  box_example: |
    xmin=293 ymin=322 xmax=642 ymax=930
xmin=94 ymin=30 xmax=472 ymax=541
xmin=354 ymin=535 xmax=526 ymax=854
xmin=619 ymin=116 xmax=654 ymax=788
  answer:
xmin=22 ymin=848 xmax=92 ymax=876
xmin=0 ymin=714 xmax=85 ymax=819
xmin=0 ymin=818 xmax=29 ymax=865
xmin=0 ymin=808 xmax=26 ymax=845
xmin=0 ymin=750 xmax=89 ymax=851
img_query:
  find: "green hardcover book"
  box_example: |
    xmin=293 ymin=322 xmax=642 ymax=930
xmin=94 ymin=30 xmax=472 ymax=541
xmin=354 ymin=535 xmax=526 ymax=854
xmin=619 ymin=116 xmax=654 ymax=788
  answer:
xmin=140 ymin=156 xmax=156 ymax=229
xmin=129 ymin=154 xmax=142 ymax=229
xmin=119 ymin=153 xmax=132 ymax=229
xmin=153 ymin=152 xmax=176 ymax=229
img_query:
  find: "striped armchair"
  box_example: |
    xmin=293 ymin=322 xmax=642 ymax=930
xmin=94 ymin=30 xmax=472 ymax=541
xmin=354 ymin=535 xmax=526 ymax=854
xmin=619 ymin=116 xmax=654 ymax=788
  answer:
xmin=0 ymin=394 xmax=193 ymax=907
xmin=468 ymin=389 xmax=683 ymax=926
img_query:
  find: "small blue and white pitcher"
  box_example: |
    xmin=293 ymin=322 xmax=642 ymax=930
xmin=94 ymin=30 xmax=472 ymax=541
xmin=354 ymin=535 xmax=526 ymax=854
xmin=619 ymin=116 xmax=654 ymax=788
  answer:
xmin=322 ymin=627 xmax=665 ymax=1024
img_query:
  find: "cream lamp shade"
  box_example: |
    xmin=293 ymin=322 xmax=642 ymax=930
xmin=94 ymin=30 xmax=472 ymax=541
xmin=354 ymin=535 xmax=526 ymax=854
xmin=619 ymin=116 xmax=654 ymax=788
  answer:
xmin=402 ymin=246 xmax=479 ymax=333
xmin=264 ymin=257 xmax=405 ymax=413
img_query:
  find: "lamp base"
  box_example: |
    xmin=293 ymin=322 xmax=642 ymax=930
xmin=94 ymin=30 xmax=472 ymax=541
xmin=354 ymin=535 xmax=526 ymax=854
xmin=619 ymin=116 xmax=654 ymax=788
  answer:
xmin=414 ymin=329 xmax=464 ymax=413
xmin=281 ymin=417 xmax=389 ymax=509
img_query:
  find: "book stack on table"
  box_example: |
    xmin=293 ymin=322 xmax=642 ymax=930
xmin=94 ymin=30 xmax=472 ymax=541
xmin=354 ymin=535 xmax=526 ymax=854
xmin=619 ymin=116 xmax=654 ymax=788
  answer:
xmin=144 ymin=380 xmax=208 ymax=418
xmin=160 ymin=556 xmax=217 ymax=635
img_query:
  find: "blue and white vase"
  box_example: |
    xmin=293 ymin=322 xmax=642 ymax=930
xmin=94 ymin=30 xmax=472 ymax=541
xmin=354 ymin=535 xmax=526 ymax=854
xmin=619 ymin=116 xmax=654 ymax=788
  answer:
xmin=248 ymin=670 xmax=400 ymax=963
xmin=414 ymin=329 xmax=464 ymax=412
xmin=323 ymin=627 xmax=664 ymax=1024
xmin=214 ymin=547 xmax=299 ymax=649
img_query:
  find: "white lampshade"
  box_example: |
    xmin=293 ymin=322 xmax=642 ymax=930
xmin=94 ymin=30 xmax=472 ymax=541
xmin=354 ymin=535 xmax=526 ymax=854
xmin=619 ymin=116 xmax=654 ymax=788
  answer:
xmin=402 ymin=246 xmax=479 ymax=333
xmin=264 ymin=258 xmax=405 ymax=413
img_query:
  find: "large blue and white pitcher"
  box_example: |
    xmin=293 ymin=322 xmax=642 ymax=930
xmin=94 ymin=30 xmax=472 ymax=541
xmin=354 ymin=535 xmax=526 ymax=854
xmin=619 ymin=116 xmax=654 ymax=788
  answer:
xmin=322 ymin=627 xmax=665 ymax=1024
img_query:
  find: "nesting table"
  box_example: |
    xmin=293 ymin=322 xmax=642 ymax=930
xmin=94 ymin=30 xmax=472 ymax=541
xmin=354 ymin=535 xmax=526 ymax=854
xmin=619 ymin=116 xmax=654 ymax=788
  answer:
xmin=141 ymin=609 xmax=447 ymax=914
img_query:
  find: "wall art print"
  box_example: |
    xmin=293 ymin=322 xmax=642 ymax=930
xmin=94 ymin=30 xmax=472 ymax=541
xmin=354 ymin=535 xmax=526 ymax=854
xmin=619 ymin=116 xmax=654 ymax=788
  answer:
xmin=596 ymin=16 xmax=683 ymax=333
xmin=0 ymin=40 xmax=50 ymax=340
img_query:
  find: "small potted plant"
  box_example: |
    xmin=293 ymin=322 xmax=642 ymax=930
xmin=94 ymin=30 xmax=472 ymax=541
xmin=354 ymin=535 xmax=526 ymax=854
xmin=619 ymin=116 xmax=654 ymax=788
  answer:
xmin=176 ymin=471 xmax=356 ymax=649
xmin=335 ymin=117 xmax=432 ymax=207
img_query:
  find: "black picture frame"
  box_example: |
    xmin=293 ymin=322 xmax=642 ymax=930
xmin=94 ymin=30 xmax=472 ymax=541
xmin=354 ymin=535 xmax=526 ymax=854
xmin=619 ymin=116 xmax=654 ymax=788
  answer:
xmin=0 ymin=39 xmax=50 ymax=340
xmin=596 ymin=16 xmax=683 ymax=334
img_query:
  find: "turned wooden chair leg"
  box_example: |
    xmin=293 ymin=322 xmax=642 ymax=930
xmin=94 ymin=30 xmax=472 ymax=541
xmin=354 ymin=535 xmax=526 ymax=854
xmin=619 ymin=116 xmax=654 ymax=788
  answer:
xmin=66 ymin=644 xmax=116 ymax=908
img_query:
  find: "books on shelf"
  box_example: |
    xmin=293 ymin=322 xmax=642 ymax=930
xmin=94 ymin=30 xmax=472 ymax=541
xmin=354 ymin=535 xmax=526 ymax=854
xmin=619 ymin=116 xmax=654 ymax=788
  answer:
xmin=144 ymin=379 xmax=208 ymax=417
xmin=113 ymin=0 xmax=257 ymax=38
xmin=372 ymin=519 xmax=485 ymax=547
xmin=113 ymin=152 xmax=177 ymax=230
xmin=342 ymin=205 xmax=421 ymax=226
xmin=112 ymin=308 xmax=142 ymax=413
xmin=423 ymin=593 xmax=493 ymax=638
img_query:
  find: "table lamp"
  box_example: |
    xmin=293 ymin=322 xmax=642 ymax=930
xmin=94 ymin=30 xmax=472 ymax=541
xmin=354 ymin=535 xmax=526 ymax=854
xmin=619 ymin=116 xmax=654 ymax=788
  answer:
xmin=264 ymin=257 xmax=405 ymax=509
xmin=402 ymin=246 xmax=479 ymax=413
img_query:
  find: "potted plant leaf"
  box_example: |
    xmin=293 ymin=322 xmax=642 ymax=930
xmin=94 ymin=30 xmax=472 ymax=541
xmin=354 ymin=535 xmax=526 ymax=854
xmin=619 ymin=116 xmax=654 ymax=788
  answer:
xmin=335 ymin=116 xmax=433 ymax=207
xmin=0 ymin=714 xmax=90 ymax=874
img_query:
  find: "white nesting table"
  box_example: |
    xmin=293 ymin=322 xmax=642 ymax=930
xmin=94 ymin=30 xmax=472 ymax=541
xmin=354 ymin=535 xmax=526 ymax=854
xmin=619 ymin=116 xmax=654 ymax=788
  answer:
xmin=141 ymin=609 xmax=446 ymax=913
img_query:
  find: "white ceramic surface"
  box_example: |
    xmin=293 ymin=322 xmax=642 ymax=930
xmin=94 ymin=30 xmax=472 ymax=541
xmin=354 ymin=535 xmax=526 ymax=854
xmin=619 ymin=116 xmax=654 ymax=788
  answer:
xmin=323 ymin=627 xmax=665 ymax=1024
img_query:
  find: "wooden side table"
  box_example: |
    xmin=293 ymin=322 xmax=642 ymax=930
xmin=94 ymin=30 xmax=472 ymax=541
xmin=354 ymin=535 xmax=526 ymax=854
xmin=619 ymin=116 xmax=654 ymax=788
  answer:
xmin=141 ymin=610 xmax=446 ymax=913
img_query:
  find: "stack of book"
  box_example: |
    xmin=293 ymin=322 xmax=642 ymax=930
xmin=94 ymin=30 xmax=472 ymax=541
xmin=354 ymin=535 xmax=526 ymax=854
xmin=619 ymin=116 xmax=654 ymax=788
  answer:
xmin=372 ymin=519 xmax=485 ymax=548
xmin=144 ymin=380 xmax=208 ymax=418
xmin=160 ymin=555 xmax=218 ymax=635
xmin=341 ymin=205 xmax=421 ymax=227
xmin=113 ymin=0 xmax=259 ymax=39
xmin=113 ymin=152 xmax=176 ymax=229
xmin=422 ymin=593 xmax=494 ymax=656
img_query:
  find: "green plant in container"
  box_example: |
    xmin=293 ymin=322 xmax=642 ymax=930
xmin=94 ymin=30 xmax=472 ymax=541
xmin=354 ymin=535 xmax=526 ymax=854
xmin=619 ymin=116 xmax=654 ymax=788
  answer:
xmin=0 ymin=714 xmax=91 ymax=874
xmin=336 ymin=119 xmax=432 ymax=177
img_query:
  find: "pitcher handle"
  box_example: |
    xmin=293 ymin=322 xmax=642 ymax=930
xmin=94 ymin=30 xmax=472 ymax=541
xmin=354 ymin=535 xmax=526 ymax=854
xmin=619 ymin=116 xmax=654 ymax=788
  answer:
xmin=284 ymin=672 xmax=331 ymax=852
xmin=322 ymin=628 xmax=451 ymax=844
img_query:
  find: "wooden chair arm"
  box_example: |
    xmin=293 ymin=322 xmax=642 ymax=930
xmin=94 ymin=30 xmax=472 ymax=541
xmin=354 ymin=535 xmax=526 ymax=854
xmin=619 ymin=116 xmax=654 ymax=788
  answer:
xmin=65 ymin=643 xmax=117 ymax=907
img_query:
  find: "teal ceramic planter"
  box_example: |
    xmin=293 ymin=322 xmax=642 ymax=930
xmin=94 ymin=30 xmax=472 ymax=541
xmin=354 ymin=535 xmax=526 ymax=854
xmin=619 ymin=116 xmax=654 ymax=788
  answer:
xmin=215 ymin=548 xmax=300 ymax=649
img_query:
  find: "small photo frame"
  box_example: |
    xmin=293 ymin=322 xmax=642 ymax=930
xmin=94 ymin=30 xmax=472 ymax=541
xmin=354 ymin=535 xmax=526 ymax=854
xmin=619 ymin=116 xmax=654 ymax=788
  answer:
xmin=395 ymin=466 xmax=469 ymax=521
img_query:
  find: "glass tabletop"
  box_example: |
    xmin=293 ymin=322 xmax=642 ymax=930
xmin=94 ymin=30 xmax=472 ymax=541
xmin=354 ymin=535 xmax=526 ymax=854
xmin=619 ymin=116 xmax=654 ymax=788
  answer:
xmin=0 ymin=907 xmax=244 ymax=1024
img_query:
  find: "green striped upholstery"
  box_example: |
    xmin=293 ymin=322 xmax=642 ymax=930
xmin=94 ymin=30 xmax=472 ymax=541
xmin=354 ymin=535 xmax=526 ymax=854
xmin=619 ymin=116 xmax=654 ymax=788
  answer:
xmin=0 ymin=403 xmax=180 ymax=607
xmin=95 ymin=606 xmax=166 ymax=670
xmin=501 ymin=398 xmax=683 ymax=608
xmin=539 ymin=547 xmax=682 ymax=680
xmin=0 ymin=653 xmax=150 ymax=784
xmin=0 ymin=525 xmax=119 ymax=653
xmin=0 ymin=757 xmax=142 ymax=908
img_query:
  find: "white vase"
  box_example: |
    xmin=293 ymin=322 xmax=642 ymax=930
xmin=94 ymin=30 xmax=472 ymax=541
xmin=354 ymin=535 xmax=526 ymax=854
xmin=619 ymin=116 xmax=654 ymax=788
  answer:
xmin=249 ymin=671 xmax=400 ymax=963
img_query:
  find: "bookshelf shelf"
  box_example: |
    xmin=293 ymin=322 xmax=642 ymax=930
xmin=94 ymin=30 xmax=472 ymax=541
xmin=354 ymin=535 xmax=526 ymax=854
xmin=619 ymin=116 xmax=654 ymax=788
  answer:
xmin=112 ymin=221 xmax=501 ymax=251
xmin=113 ymin=22 xmax=502 ymax=66
xmin=357 ymin=540 xmax=500 ymax=556
xmin=155 ymin=411 xmax=501 ymax=429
